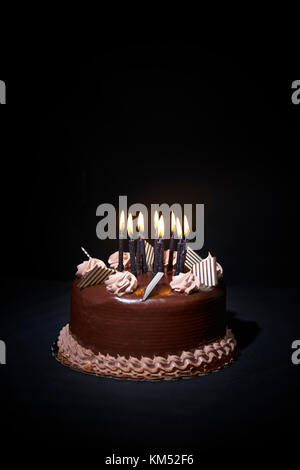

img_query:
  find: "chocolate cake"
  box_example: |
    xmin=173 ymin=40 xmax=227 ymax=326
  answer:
xmin=57 ymin=246 xmax=237 ymax=380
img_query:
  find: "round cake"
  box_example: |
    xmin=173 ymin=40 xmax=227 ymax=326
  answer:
xmin=57 ymin=262 xmax=237 ymax=380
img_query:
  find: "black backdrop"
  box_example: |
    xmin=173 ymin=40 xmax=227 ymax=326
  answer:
xmin=1 ymin=40 xmax=300 ymax=458
xmin=1 ymin=41 xmax=299 ymax=286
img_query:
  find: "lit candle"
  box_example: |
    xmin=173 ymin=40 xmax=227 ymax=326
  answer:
xmin=153 ymin=210 xmax=160 ymax=275
xmin=136 ymin=212 xmax=148 ymax=273
xmin=136 ymin=219 xmax=141 ymax=272
xmin=118 ymin=210 xmax=125 ymax=272
xmin=174 ymin=217 xmax=183 ymax=276
xmin=157 ymin=215 xmax=165 ymax=273
xmin=154 ymin=210 xmax=159 ymax=234
xmin=179 ymin=215 xmax=190 ymax=273
xmin=127 ymin=213 xmax=137 ymax=277
xmin=167 ymin=211 xmax=177 ymax=272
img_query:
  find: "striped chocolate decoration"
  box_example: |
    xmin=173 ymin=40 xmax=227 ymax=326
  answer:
xmin=78 ymin=265 xmax=115 ymax=289
xmin=145 ymin=241 xmax=154 ymax=271
xmin=184 ymin=246 xmax=202 ymax=270
xmin=192 ymin=254 xmax=218 ymax=287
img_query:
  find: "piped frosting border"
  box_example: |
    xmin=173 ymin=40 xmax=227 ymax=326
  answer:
xmin=57 ymin=324 xmax=237 ymax=380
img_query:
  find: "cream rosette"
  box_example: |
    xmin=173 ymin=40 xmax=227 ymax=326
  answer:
xmin=170 ymin=271 xmax=200 ymax=295
xmin=105 ymin=271 xmax=138 ymax=297
xmin=108 ymin=251 xmax=131 ymax=270
xmin=76 ymin=258 xmax=106 ymax=278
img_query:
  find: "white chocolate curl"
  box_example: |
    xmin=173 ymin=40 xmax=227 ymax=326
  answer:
xmin=76 ymin=258 xmax=106 ymax=278
xmin=108 ymin=251 xmax=131 ymax=270
xmin=170 ymin=271 xmax=200 ymax=295
xmin=105 ymin=271 xmax=138 ymax=297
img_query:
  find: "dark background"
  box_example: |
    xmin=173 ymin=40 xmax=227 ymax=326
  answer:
xmin=1 ymin=40 xmax=299 ymax=458
xmin=1 ymin=41 xmax=299 ymax=286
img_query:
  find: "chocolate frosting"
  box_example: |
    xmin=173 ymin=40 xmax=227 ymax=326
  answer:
xmin=69 ymin=272 xmax=227 ymax=359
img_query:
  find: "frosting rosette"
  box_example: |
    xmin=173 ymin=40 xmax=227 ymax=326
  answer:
xmin=105 ymin=271 xmax=138 ymax=297
xmin=76 ymin=258 xmax=106 ymax=278
xmin=57 ymin=324 xmax=237 ymax=380
xmin=170 ymin=271 xmax=200 ymax=295
xmin=108 ymin=251 xmax=131 ymax=270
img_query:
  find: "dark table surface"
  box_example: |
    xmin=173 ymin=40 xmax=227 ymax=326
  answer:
xmin=1 ymin=278 xmax=300 ymax=454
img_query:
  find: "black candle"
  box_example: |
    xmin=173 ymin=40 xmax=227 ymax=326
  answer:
xmin=118 ymin=239 xmax=124 ymax=272
xmin=179 ymin=215 xmax=189 ymax=273
xmin=118 ymin=210 xmax=125 ymax=272
xmin=174 ymin=216 xmax=183 ymax=276
xmin=136 ymin=211 xmax=147 ymax=274
xmin=153 ymin=239 xmax=159 ymax=276
xmin=153 ymin=213 xmax=165 ymax=277
xmin=179 ymin=239 xmax=187 ymax=273
xmin=167 ymin=236 xmax=176 ymax=272
xmin=129 ymin=239 xmax=137 ymax=277
xmin=140 ymin=238 xmax=148 ymax=273
xmin=175 ymin=240 xmax=183 ymax=275
xmin=136 ymin=237 xmax=141 ymax=272
xmin=127 ymin=213 xmax=137 ymax=277
xmin=152 ymin=211 xmax=160 ymax=276
xmin=167 ymin=211 xmax=176 ymax=272
xmin=158 ymin=239 xmax=164 ymax=272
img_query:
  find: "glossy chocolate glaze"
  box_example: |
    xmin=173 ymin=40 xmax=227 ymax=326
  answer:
xmin=70 ymin=272 xmax=227 ymax=359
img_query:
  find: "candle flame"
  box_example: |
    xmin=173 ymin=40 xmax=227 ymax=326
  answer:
xmin=158 ymin=215 xmax=165 ymax=238
xmin=184 ymin=215 xmax=190 ymax=237
xmin=154 ymin=210 xmax=159 ymax=238
xmin=119 ymin=210 xmax=125 ymax=232
xmin=154 ymin=211 xmax=159 ymax=230
xmin=171 ymin=211 xmax=176 ymax=233
xmin=176 ymin=217 xmax=182 ymax=239
xmin=127 ymin=213 xmax=133 ymax=238
xmin=137 ymin=211 xmax=144 ymax=233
